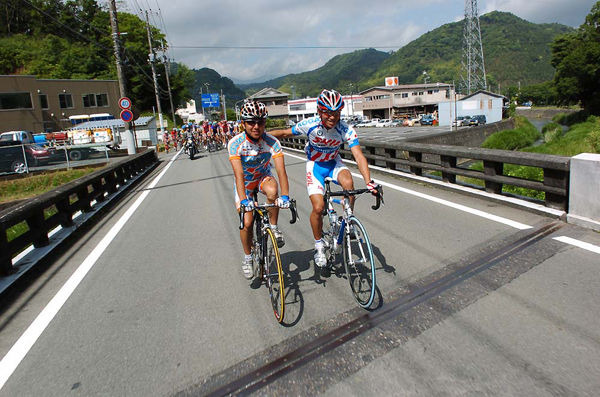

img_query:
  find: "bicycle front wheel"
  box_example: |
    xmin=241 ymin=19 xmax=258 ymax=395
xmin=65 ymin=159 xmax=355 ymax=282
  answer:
xmin=342 ymin=216 xmax=376 ymax=308
xmin=264 ymin=228 xmax=285 ymax=323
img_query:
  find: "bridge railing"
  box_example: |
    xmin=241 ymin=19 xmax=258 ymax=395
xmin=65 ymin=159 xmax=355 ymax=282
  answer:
xmin=280 ymin=137 xmax=570 ymax=211
xmin=0 ymin=150 xmax=158 ymax=277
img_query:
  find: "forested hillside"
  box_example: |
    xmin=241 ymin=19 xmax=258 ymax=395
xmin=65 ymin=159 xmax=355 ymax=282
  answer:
xmin=191 ymin=68 xmax=246 ymax=108
xmin=245 ymin=12 xmax=573 ymax=97
xmin=0 ymin=0 xmax=194 ymax=112
xmin=239 ymin=49 xmax=390 ymax=98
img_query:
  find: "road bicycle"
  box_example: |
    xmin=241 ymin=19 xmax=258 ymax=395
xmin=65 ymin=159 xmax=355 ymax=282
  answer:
xmin=321 ymin=177 xmax=383 ymax=309
xmin=239 ymin=193 xmax=298 ymax=323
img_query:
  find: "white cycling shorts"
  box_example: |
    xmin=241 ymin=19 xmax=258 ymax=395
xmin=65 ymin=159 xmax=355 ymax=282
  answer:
xmin=305 ymin=157 xmax=348 ymax=196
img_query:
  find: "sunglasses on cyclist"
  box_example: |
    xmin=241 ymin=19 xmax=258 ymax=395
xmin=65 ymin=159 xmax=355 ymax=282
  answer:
xmin=244 ymin=119 xmax=266 ymax=126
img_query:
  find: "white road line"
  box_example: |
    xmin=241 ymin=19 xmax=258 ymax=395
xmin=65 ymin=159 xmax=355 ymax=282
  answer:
xmin=0 ymin=150 xmax=181 ymax=391
xmin=553 ymin=236 xmax=600 ymax=254
xmin=284 ymin=151 xmax=532 ymax=230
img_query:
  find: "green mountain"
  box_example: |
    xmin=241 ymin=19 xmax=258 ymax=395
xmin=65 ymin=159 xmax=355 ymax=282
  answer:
xmin=239 ymin=48 xmax=391 ymax=98
xmin=364 ymin=11 xmax=573 ymax=91
xmin=241 ymin=11 xmax=573 ymax=96
xmin=191 ymin=68 xmax=246 ymax=108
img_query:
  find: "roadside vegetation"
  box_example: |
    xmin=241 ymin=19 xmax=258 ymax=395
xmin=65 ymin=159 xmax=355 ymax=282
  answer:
xmin=0 ymin=167 xmax=99 ymax=204
xmin=481 ymin=116 xmax=541 ymax=150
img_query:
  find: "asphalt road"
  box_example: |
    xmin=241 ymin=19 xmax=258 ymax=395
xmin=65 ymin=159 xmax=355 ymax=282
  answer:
xmin=1 ymin=146 xmax=599 ymax=396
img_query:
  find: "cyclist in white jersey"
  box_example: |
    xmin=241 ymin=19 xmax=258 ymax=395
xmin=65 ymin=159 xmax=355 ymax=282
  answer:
xmin=270 ymin=89 xmax=379 ymax=268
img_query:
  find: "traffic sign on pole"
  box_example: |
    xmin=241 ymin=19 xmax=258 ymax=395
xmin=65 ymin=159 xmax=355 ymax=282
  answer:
xmin=120 ymin=109 xmax=134 ymax=122
xmin=118 ymin=97 xmax=132 ymax=110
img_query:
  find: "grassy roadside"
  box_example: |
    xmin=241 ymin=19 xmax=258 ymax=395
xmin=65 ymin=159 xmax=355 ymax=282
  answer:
xmin=0 ymin=167 xmax=100 ymax=204
xmin=2 ymin=167 xmax=101 ymax=242
xmin=464 ymin=114 xmax=599 ymax=201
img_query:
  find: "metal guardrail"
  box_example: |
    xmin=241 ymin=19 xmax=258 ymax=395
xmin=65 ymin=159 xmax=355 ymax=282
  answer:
xmin=280 ymin=136 xmax=570 ymax=210
xmin=0 ymin=150 xmax=158 ymax=281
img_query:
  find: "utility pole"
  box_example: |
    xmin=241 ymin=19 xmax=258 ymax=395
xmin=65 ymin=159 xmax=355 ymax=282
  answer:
xmin=145 ymin=10 xmax=164 ymax=135
xmin=108 ymin=0 xmax=136 ymax=154
xmin=221 ymin=89 xmax=227 ymax=121
xmin=161 ymin=43 xmax=176 ymax=129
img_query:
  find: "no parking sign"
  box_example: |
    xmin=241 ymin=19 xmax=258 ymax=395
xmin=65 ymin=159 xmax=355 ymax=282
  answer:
xmin=120 ymin=109 xmax=134 ymax=122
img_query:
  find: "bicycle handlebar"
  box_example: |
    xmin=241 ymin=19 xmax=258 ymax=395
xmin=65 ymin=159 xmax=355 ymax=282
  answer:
xmin=326 ymin=186 xmax=384 ymax=210
xmin=238 ymin=199 xmax=298 ymax=230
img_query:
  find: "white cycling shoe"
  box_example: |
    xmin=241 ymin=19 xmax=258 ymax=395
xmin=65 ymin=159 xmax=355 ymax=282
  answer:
xmin=241 ymin=257 xmax=254 ymax=280
xmin=314 ymin=244 xmax=327 ymax=268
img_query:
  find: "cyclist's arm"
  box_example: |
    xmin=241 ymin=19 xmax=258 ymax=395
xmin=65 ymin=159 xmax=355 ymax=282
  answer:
xmin=272 ymin=155 xmax=290 ymax=197
xmin=268 ymin=128 xmax=293 ymax=139
xmin=230 ymin=158 xmax=248 ymax=201
xmin=350 ymin=145 xmax=373 ymax=186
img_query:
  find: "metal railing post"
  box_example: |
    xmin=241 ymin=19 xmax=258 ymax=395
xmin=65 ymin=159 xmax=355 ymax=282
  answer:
xmin=21 ymin=143 xmax=29 ymax=173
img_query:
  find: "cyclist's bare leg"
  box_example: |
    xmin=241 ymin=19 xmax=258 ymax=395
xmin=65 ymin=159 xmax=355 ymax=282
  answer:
xmin=309 ymin=194 xmax=325 ymax=240
xmin=240 ymin=210 xmax=254 ymax=255
xmin=337 ymin=169 xmax=356 ymax=209
xmin=261 ymin=176 xmax=280 ymax=225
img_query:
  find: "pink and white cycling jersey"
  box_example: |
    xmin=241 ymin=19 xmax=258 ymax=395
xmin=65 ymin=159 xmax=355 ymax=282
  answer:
xmin=291 ymin=116 xmax=359 ymax=162
xmin=228 ymin=132 xmax=283 ymax=192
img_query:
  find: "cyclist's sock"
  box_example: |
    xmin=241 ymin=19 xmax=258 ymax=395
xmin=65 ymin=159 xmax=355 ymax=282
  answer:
xmin=315 ymin=239 xmax=324 ymax=248
xmin=244 ymin=254 xmax=252 ymax=261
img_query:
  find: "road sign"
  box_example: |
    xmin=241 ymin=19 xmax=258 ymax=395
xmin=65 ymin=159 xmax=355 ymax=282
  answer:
xmin=118 ymin=97 xmax=132 ymax=110
xmin=120 ymin=109 xmax=134 ymax=122
xmin=201 ymin=93 xmax=220 ymax=108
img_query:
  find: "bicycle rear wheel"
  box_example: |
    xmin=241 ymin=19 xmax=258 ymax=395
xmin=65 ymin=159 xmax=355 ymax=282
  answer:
xmin=342 ymin=216 xmax=376 ymax=308
xmin=264 ymin=228 xmax=285 ymax=323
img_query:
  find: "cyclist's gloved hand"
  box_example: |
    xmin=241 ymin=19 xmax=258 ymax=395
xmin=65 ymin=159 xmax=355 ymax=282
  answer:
xmin=276 ymin=195 xmax=290 ymax=209
xmin=366 ymin=180 xmax=380 ymax=195
xmin=240 ymin=198 xmax=254 ymax=211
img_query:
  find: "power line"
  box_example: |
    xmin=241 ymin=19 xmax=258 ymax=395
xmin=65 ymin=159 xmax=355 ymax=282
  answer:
xmin=170 ymin=45 xmax=403 ymax=49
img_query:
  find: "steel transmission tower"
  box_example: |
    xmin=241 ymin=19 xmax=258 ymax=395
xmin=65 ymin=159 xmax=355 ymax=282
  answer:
xmin=460 ymin=0 xmax=487 ymax=94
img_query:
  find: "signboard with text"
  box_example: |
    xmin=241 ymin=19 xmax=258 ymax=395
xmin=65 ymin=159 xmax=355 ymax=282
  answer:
xmin=201 ymin=93 xmax=220 ymax=108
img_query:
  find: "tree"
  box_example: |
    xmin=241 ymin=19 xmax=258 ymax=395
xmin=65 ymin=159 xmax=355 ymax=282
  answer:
xmin=551 ymin=2 xmax=600 ymax=113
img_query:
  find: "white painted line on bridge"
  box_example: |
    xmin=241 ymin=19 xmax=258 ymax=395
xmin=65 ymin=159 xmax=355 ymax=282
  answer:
xmin=0 ymin=149 xmax=182 ymax=391
xmin=553 ymin=236 xmax=600 ymax=255
xmin=284 ymin=151 xmax=533 ymax=230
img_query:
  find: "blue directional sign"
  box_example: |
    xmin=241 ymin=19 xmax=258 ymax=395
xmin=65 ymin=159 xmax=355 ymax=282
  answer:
xmin=201 ymin=93 xmax=220 ymax=108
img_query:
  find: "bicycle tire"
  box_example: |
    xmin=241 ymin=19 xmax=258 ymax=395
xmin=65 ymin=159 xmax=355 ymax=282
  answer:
xmin=264 ymin=228 xmax=285 ymax=323
xmin=342 ymin=216 xmax=376 ymax=308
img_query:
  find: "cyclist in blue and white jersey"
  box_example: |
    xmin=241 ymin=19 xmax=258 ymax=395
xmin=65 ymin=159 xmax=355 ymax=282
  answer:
xmin=270 ymin=89 xmax=379 ymax=268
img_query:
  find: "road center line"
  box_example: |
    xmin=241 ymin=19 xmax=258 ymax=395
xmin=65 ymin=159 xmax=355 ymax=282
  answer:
xmin=284 ymin=151 xmax=532 ymax=230
xmin=0 ymin=150 xmax=181 ymax=391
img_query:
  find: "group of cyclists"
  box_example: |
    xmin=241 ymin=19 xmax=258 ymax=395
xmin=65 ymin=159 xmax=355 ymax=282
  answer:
xmin=162 ymin=119 xmax=241 ymax=153
xmin=228 ymin=89 xmax=381 ymax=279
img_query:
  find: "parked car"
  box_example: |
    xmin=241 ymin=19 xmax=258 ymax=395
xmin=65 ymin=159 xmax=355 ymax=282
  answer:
xmin=375 ymin=119 xmax=392 ymax=127
xmin=0 ymin=140 xmax=51 ymax=173
xmin=470 ymin=115 xmax=487 ymax=126
xmin=389 ymin=119 xmax=403 ymax=127
xmin=420 ymin=114 xmax=435 ymax=126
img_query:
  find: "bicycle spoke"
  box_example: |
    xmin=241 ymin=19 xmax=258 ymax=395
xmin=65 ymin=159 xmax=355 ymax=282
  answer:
xmin=343 ymin=217 xmax=376 ymax=308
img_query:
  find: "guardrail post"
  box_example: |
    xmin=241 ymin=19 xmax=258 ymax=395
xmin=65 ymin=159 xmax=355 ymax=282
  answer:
xmin=92 ymin=179 xmax=106 ymax=203
xmin=385 ymin=148 xmax=397 ymax=170
xmin=77 ymin=185 xmax=93 ymax=213
xmin=483 ymin=160 xmax=503 ymax=193
xmin=0 ymin=225 xmax=11 ymax=275
xmin=408 ymin=151 xmax=422 ymax=176
xmin=27 ymin=209 xmax=49 ymax=248
xmin=440 ymin=155 xmax=457 ymax=184
xmin=56 ymin=197 xmax=74 ymax=228
xmin=543 ymin=168 xmax=569 ymax=210
xmin=106 ymin=172 xmax=118 ymax=194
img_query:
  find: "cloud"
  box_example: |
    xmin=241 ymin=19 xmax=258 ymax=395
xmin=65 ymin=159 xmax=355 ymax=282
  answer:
xmin=146 ymin=0 xmax=594 ymax=82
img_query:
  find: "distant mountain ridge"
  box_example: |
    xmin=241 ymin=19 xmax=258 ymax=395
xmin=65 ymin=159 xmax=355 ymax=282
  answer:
xmin=233 ymin=11 xmax=573 ymax=97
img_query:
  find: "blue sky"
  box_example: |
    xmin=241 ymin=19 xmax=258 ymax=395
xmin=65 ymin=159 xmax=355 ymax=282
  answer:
xmin=121 ymin=0 xmax=597 ymax=83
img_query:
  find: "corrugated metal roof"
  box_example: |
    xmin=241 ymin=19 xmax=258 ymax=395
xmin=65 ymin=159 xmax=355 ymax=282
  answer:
xmin=69 ymin=116 xmax=155 ymax=130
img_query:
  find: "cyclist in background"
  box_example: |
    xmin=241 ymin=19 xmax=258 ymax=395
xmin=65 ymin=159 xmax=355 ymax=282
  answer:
xmin=269 ymin=89 xmax=379 ymax=268
xmin=228 ymin=100 xmax=291 ymax=279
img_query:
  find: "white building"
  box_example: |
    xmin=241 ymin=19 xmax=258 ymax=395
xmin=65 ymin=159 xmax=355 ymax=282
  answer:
xmin=437 ymin=90 xmax=505 ymax=127
xmin=176 ymin=99 xmax=206 ymax=123
xmin=288 ymin=95 xmax=363 ymax=122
